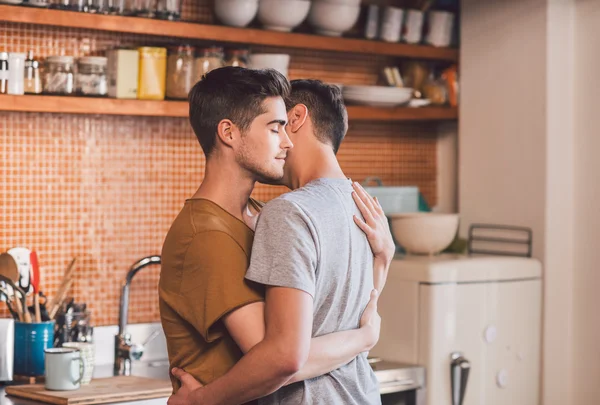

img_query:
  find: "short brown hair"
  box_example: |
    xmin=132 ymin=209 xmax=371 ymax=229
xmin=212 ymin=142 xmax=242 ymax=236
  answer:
xmin=285 ymin=80 xmax=348 ymax=154
xmin=188 ymin=67 xmax=290 ymax=157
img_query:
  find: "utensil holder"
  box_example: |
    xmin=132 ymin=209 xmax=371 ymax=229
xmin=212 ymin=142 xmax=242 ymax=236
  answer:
xmin=14 ymin=321 xmax=54 ymax=376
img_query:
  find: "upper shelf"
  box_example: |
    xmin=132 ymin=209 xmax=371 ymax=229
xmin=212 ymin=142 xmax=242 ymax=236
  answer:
xmin=0 ymin=95 xmax=458 ymax=121
xmin=0 ymin=5 xmax=459 ymax=61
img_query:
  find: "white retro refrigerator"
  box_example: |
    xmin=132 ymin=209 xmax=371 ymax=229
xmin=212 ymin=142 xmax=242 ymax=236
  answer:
xmin=370 ymin=255 xmax=542 ymax=405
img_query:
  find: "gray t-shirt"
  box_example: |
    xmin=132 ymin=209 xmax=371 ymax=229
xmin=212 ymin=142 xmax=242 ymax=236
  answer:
xmin=245 ymin=178 xmax=381 ymax=405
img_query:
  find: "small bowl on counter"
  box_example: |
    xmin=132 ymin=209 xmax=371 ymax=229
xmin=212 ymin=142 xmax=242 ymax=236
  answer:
xmin=390 ymin=213 xmax=459 ymax=256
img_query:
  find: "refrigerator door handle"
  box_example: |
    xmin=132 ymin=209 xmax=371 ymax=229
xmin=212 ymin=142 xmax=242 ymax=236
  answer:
xmin=450 ymin=352 xmax=470 ymax=405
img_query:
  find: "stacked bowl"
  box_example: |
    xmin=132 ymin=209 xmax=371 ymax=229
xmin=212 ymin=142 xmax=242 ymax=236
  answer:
xmin=308 ymin=0 xmax=361 ymax=37
xmin=257 ymin=0 xmax=312 ymax=32
xmin=342 ymin=85 xmax=414 ymax=107
xmin=214 ymin=0 xmax=259 ymax=28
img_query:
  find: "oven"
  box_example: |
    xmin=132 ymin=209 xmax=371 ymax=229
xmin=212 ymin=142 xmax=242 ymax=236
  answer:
xmin=372 ymin=358 xmax=425 ymax=405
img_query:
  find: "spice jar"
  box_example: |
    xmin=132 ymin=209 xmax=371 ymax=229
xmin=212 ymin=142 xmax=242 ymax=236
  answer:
xmin=24 ymin=50 xmax=42 ymax=95
xmin=138 ymin=47 xmax=167 ymax=100
xmin=44 ymin=56 xmax=76 ymax=95
xmin=422 ymin=72 xmax=448 ymax=105
xmin=155 ymin=0 xmax=181 ymax=20
xmin=77 ymin=56 xmax=108 ymax=96
xmin=166 ymin=45 xmax=195 ymax=100
xmin=225 ymin=49 xmax=249 ymax=68
xmin=0 ymin=52 xmax=8 ymax=95
xmin=194 ymin=47 xmax=224 ymax=81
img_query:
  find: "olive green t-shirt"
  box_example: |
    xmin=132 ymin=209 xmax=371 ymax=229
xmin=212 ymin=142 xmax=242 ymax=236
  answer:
xmin=159 ymin=198 xmax=264 ymax=392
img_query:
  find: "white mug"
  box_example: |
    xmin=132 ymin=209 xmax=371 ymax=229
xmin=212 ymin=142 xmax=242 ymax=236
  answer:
xmin=425 ymin=11 xmax=455 ymax=47
xmin=7 ymin=53 xmax=26 ymax=96
xmin=44 ymin=348 xmax=86 ymax=391
xmin=402 ymin=9 xmax=424 ymax=44
xmin=62 ymin=342 xmax=95 ymax=385
xmin=380 ymin=7 xmax=404 ymax=43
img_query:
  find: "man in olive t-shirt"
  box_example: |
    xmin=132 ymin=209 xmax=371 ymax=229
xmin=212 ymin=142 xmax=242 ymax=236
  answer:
xmin=159 ymin=198 xmax=264 ymax=389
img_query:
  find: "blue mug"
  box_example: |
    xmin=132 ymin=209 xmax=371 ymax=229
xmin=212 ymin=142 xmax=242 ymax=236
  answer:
xmin=14 ymin=321 xmax=55 ymax=376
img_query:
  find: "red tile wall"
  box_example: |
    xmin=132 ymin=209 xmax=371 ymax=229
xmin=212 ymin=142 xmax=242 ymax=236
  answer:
xmin=0 ymin=1 xmax=438 ymax=326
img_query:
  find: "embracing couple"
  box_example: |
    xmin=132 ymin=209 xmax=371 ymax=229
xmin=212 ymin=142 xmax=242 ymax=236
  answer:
xmin=159 ymin=66 xmax=395 ymax=405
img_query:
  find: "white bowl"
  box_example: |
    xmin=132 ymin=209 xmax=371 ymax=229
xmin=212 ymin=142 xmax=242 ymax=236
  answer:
xmin=248 ymin=54 xmax=291 ymax=77
xmin=308 ymin=2 xmax=360 ymax=36
xmin=214 ymin=0 xmax=259 ymax=28
xmin=314 ymin=0 xmax=361 ymax=4
xmin=343 ymin=86 xmax=413 ymax=106
xmin=258 ymin=0 xmax=311 ymax=32
xmin=390 ymin=213 xmax=459 ymax=255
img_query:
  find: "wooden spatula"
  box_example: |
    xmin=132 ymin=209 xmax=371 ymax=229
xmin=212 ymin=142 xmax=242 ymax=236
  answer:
xmin=30 ymin=251 xmax=42 ymax=323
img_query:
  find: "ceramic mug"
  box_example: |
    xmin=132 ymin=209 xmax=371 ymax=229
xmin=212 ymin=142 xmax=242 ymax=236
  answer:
xmin=62 ymin=342 xmax=95 ymax=385
xmin=44 ymin=348 xmax=86 ymax=391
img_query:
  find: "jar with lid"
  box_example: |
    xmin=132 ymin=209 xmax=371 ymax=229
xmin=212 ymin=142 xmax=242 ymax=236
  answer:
xmin=138 ymin=47 xmax=167 ymax=100
xmin=225 ymin=49 xmax=249 ymax=68
xmin=155 ymin=0 xmax=181 ymax=20
xmin=0 ymin=52 xmax=8 ymax=95
xmin=44 ymin=56 xmax=76 ymax=95
xmin=422 ymin=71 xmax=448 ymax=105
xmin=166 ymin=45 xmax=195 ymax=100
xmin=194 ymin=47 xmax=224 ymax=81
xmin=24 ymin=50 xmax=42 ymax=94
xmin=77 ymin=56 xmax=108 ymax=96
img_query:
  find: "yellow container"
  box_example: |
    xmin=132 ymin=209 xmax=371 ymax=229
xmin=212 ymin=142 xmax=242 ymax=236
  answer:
xmin=137 ymin=47 xmax=167 ymax=100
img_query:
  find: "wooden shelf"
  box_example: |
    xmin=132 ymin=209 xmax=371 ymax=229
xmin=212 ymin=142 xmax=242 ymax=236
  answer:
xmin=0 ymin=95 xmax=458 ymax=121
xmin=0 ymin=5 xmax=459 ymax=61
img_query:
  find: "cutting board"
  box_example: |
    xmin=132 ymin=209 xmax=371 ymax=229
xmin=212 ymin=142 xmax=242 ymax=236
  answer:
xmin=5 ymin=376 xmax=172 ymax=405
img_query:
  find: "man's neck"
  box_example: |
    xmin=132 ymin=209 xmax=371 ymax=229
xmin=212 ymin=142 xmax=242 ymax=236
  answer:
xmin=192 ymin=157 xmax=255 ymax=222
xmin=292 ymin=144 xmax=346 ymax=189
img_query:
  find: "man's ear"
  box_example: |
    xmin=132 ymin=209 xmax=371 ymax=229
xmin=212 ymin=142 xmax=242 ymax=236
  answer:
xmin=287 ymin=104 xmax=308 ymax=134
xmin=215 ymin=119 xmax=239 ymax=149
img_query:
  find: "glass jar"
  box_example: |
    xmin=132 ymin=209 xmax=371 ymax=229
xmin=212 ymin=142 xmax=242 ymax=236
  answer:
xmin=225 ymin=49 xmax=249 ymax=68
xmin=77 ymin=56 xmax=108 ymax=97
xmin=194 ymin=47 xmax=224 ymax=81
xmin=155 ymin=0 xmax=181 ymax=20
xmin=24 ymin=50 xmax=42 ymax=95
xmin=166 ymin=45 xmax=195 ymax=100
xmin=422 ymin=72 xmax=449 ymax=105
xmin=138 ymin=47 xmax=167 ymax=100
xmin=0 ymin=52 xmax=8 ymax=95
xmin=44 ymin=56 xmax=76 ymax=95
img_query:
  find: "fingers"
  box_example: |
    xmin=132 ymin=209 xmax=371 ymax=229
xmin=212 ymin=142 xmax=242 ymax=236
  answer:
xmin=373 ymin=197 xmax=385 ymax=216
xmin=353 ymin=191 xmax=375 ymax=226
xmin=353 ymin=215 xmax=370 ymax=235
xmin=171 ymin=368 xmax=184 ymax=380
xmin=353 ymin=182 xmax=377 ymax=215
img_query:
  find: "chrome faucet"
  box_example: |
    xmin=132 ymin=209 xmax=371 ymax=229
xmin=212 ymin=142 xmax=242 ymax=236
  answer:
xmin=114 ymin=255 xmax=161 ymax=376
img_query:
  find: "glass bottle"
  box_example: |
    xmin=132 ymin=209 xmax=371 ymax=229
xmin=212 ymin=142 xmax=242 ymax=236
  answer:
xmin=24 ymin=50 xmax=42 ymax=95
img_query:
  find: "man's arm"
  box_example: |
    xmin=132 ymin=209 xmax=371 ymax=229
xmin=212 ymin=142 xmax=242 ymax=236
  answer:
xmin=186 ymin=286 xmax=313 ymax=405
xmin=352 ymin=181 xmax=395 ymax=292
xmin=222 ymin=287 xmax=380 ymax=386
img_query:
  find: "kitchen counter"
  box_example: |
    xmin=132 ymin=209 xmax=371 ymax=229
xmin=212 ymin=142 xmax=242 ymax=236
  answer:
xmin=1 ymin=358 xmax=424 ymax=405
xmin=0 ymin=361 xmax=171 ymax=405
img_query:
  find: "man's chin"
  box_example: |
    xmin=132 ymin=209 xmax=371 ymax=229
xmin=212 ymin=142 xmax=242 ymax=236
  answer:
xmin=256 ymin=174 xmax=285 ymax=186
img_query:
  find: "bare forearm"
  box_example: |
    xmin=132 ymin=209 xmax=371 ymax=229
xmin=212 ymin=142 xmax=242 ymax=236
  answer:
xmin=190 ymin=339 xmax=295 ymax=405
xmin=286 ymin=329 xmax=371 ymax=385
xmin=373 ymin=257 xmax=390 ymax=293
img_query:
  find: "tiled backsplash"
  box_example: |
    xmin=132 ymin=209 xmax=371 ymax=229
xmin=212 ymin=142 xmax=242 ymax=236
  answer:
xmin=0 ymin=0 xmax=439 ymax=326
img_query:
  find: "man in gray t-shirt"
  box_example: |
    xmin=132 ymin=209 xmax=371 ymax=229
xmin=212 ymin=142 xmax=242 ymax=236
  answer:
xmin=168 ymin=78 xmax=394 ymax=405
xmin=245 ymin=179 xmax=381 ymax=404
